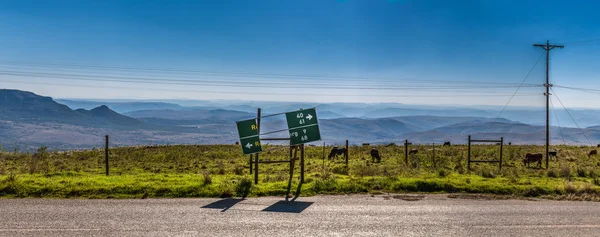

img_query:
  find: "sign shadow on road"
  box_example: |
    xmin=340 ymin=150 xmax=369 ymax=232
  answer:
xmin=202 ymin=198 xmax=244 ymax=212
xmin=262 ymin=201 xmax=314 ymax=214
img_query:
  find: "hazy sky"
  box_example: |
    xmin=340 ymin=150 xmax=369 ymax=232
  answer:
xmin=1 ymin=0 xmax=599 ymax=107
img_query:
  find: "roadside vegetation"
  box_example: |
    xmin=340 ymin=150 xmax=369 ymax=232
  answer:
xmin=1 ymin=144 xmax=600 ymax=200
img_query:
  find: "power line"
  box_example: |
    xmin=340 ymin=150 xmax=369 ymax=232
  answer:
xmin=0 ymin=60 xmax=541 ymax=86
xmin=555 ymin=85 xmax=600 ymax=94
xmin=551 ymin=88 xmax=592 ymax=146
xmin=0 ymin=70 xmax=542 ymax=91
xmin=0 ymin=79 xmax=540 ymax=98
xmin=481 ymin=52 xmax=545 ymax=139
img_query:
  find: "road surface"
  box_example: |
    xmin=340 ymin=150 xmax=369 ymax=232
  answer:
xmin=1 ymin=194 xmax=599 ymax=236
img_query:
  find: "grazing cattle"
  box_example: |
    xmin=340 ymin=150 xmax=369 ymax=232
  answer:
xmin=508 ymin=142 xmax=512 ymax=146
xmin=589 ymin=150 xmax=598 ymax=158
xmin=328 ymin=147 xmax=347 ymax=160
xmin=408 ymin=149 xmax=419 ymax=155
xmin=443 ymin=142 xmax=451 ymax=146
xmin=362 ymin=143 xmax=370 ymax=146
xmin=597 ymin=144 xmax=600 ymax=148
xmin=549 ymin=151 xmax=558 ymax=161
xmin=523 ymin=153 xmax=543 ymax=168
xmin=371 ymin=148 xmax=381 ymax=163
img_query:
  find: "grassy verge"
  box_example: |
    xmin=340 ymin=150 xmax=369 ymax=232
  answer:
xmin=1 ymin=144 xmax=600 ymax=199
xmin=1 ymin=172 xmax=599 ymax=199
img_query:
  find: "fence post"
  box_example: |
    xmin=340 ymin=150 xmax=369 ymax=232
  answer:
xmin=467 ymin=135 xmax=471 ymax=171
xmin=300 ymin=144 xmax=305 ymax=183
xmin=345 ymin=140 xmax=349 ymax=166
xmin=500 ymin=137 xmax=503 ymax=171
xmin=249 ymin=155 xmax=253 ymax=174
xmin=405 ymin=139 xmax=408 ymax=165
xmin=432 ymin=143 xmax=435 ymax=169
xmin=105 ymin=135 xmax=109 ymax=176
xmin=255 ymin=108 xmax=261 ymax=185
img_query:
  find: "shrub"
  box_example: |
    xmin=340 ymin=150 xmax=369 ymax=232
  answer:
xmin=235 ymin=178 xmax=253 ymax=198
xmin=479 ymin=169 xmax=497 ymax=178
xmin=565 ymin=182 xmax=577 ymax=194
xmin=547 ymin=169 xmax=559 ymax=178
xmin=560 ymin=165 xmax=571 ymax=179
xmin=202 ymin=172 xmax=212 ymax=185
xmin=577 ymin=166 xmax=587 ymax=178
xmin=332 ymin=166 xmax=348 ymax=175
xmin=437 ymin=169 xmax=449 ymax=177
xmin=312 ymin=178 xmax=337 ymax=193
xmin=233 ymin=166 xmax=244 ymax=175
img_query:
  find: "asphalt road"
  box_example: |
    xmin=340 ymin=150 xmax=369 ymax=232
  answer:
xmin=1 ymin=195 xmax=600 ymax=237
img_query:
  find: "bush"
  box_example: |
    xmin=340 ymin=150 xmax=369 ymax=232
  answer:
xmin=479 ymin=169 xmax=497 ymax=178
xmin=565 ymin=182 xmax=577 ymax=194
xmin=235 ymin=178 xmax=253 ymax=198
xmin=577 ymin=166 xmax=588 ymax=178
xmin=233 ymin=166 xmax=244 ymax=175
xmin=312 ymin=178 xmax=337 ymax=193
xmin=331 ymin=166 xmax=348 ymax=175
xmin=437 ymin=169 xmax=449 ymax=177
xmin=547 ymin=169 xmax=559 ymax=178
xmin=560 ymin=165 xmax=571 ymax=179
xmin=202 ymin=172 xmax=212 ymax=185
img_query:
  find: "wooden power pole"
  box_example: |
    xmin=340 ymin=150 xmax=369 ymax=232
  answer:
xmin=533 ymin=40 xmax=563 ymax=169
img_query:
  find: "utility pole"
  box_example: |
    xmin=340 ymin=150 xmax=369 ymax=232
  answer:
xmin=533 ymin=40 xmax=564 ymax=169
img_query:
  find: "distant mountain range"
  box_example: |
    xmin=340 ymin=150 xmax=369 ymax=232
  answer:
xmin=1 ymin=89 xmax=599 ymax=150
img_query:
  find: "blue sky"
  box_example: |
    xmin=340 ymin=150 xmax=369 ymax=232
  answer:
xmin=0 ymin=0 xmax=599 ymax=107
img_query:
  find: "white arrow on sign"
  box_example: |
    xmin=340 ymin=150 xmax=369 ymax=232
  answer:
xmin=306 ymin=114 xmax=313 ymax=120
xmin=246 ymin=143 xmax=253 ymax=149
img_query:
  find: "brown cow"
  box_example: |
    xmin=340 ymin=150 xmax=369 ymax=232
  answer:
xmin=589 ymin=150 xmax=598 ymax=158
xmin=524 ymin=153 xmax=543 ymax=168
xmin=408 ymin=149 xmax=419 ymax=155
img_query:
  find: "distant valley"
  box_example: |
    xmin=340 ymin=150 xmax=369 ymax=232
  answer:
xmin=1 ymin=89 xmax=599 ymax=151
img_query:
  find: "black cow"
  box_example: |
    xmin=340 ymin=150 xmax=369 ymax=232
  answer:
xmin=524 ymin=153 xmax=543 ymax=168
xmin=589 ymin=150 xmax=598 ymax=158
xmin=371 ymin=148 xmax=381 ymax=163
xmin=443 ymin=142 xmax=451 ymax=146
xmin=549 ymin=151 xmax=558 ymax=161
xmin=408 ymin=149 xmax=419 ymax=155
xmin=328 ymin=147 xmax=347 ymax=160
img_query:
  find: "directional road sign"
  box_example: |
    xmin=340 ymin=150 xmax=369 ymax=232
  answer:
xmin=289 ymin=124 xmax=321 ymax=145
xmin=240 ymin=135 xmax=262 ymax=155
xmin=286 ymin=108 xmax=321 ymax=145
xmin=236 ymin=119 xmax=262 ymax=155
xmin=285 ymin=108 xmax=318 ymax=129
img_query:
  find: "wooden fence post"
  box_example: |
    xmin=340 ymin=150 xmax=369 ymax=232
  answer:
xmin=467 ymin=135 xmax=471 ymax=171
xmin=345 ymin=140 xmax=349 ymax=166
xmin=405 ymin=139 xmax=408 ymax=165
xmin=105 ymin=135 xmax=109 ymax=176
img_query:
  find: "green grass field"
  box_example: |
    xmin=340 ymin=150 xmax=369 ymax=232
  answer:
xmin=1 ymin=144 xmax=600 ymax=200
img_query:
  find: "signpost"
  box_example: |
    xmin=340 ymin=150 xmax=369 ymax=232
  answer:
xmin=236 ymin=119 xmax=262 ymax=155
xmin=289 ymin=125 xmax=321 ymax=145
xmin=285 ymin=108 xmax=321 ymax=145
xmin=235 ymin=107 xmax=321 ymax=201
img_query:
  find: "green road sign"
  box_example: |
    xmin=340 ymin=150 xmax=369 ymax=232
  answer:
xmin=237 ymin=119 xmax=262 ymax=155
xmin=289 ymin=124 xmax=321 ymax=145
xmin=236 ymin=119 xmax=259 ymax=139
xmin=285 ymin=108 xmax=318 ymax=129
xmin=240 ymin=136 xmax=262 ymax=155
